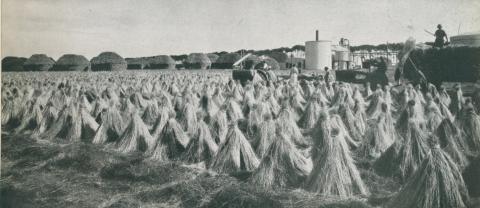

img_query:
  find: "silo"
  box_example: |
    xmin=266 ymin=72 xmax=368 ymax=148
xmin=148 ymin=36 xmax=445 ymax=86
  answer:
xmin=335 ymin=51 xmax=349 ymax=70
xmin=305 ymin=31 xmax=332 ymax=70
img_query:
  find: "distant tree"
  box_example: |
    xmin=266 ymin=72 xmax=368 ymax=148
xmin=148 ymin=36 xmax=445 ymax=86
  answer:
xmin=291 ymin=45 xmax=305 ymax=51
xmin=171 ymin=54 xmax=188 ymax=61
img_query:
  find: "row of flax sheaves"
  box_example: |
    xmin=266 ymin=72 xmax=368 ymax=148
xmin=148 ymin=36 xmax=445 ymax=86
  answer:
xmin=2 ymin=71 xmax=480 ymax=208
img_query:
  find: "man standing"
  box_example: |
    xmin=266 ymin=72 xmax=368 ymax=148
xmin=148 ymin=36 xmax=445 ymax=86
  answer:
xmin=434 ymin=24 xmax=448 ymax=48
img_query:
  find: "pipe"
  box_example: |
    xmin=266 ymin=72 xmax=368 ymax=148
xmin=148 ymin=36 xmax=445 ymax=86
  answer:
xmin=316 ymin=30 xmax=319 ymax=41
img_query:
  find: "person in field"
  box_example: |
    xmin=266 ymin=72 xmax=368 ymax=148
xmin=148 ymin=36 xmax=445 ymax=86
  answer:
xmin=434 ymin=24 xmax=448 ymax=48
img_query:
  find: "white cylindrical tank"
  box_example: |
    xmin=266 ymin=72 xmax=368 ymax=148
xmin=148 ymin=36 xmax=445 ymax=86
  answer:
xmin=450 ymin=32 xmax=480 ymax=47
xmin=336 ymin=51 xmax=349 ymax=61
xmin=305 ymin=40 xmax=332 ymax=70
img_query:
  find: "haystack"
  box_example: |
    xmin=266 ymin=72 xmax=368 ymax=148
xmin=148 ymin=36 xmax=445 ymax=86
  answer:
xmin=125 ymin=57 xmax=147 ymax=69
xmin=116 ymin=112 xmax=156 ymax=153
xmin=23 ymin=54 xmax=55 ymax=71
xmin=32 ymin=102 xmax=59 ymax=136
xmin=52 ymin=54 xmax=90 ymax=71
xmin=90 ymin=52 xmax=127 ymax=71
xmin=185 ymin=53 xmax=211 ymax=69
xmin=253 ymin=115 xmax=276 ymax=158
xmin=246 ymin=102 xmax=272 ymax=139
xmin=365 ymin=91 xmax=385 ymax=119
xmin=338 ymin=103 xmax=363 ymax=143
xmin=207 ymin=53 xmax=219 ymax=64
xmin=78 ymin=105 xmax=100 ymax=142
xmin=268 ymin=52 xmax=288 ymax=64
xmin=183 ymin=120 xmax=218 ymax=165
xmin=244 ymin=55 xmax=261 ymax=69
xmin=386 ymin=141 xmax=469 ymax=208
xmin=330 ymin=114 xmax=359 ymax=149
xmin=92 ymin=106 xmax=125 ymax=145
xmin=225 ymin=97 xmax=244 ymax=122
xmin=255 ymin=57 xmax=280 ymax=70
xmin=298 ymin=97 xmax=321 ymax=129
xmin=212 ymin=53 xmax=241 ymax=69
xmin=149 ymin=118 xmax=190 ymax=160
xmin=2 ymin=56 xmax=27 ymax=71
xmin=150 ymin=107 xmax=174 ymax=138
xmin=250 ymin=132 xmax=311 ymax=188
xmin=198 ymin=94 xmax=219 ymax=123
xmin=145 ymin=55 xmax=176 ymax=70
xmin=376 ymin=118 xmax=430 ymax=180
xmin=15 ymin=100 xmax=43 ymax=133
xmin=210 ymin=123 xmax=259 ymax=173
xmin=436 ymin=118 xmax=469 ymax=169
xmin=458 ymin=107 xmax=480 ymax=153
xmin=305 ymin=112 xmax=369 ymax=196
xmin=142 ymin=102 xmax=160 ymax=127
xmin=276 ymin=104 xmax=306 ymax=147
xmin=39 ymin=104 xmax=78 ymax=141
xmin=358 ymin=103 xmax=395 ymax=159
xmin=209 ymin=108 xmax=228 ymax=144
xmin=179 ymin=102 xmax=199 ymax=137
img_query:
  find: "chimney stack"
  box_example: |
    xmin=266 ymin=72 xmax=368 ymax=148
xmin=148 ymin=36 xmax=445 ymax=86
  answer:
xmin=316 ymin=30 xmax=319 ymax=41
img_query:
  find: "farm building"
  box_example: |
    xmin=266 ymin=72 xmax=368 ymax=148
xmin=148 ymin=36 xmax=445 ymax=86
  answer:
xmin=126 ymin=58 xmax=147 ymax=69
xmin=185 ymin=53 xmax=211 ymax=69
xmin=212 ymin=53 xmax=241 ymax=69
xmin=52 ymin=54 xmax=90 ymax=71
xmin=90 ymin=52 xmax=127 ymax=71
xmin=23 ymin=54 xmax=55 ymax=71
xmin=145 ymin=55 xmax=176 ymax=69
xmin=2 ymin=56 xmax=27 ymax=71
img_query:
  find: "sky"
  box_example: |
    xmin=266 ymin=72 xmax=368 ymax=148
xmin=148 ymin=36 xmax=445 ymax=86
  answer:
xmin=2 ymin=0 xmax=480 ymax=59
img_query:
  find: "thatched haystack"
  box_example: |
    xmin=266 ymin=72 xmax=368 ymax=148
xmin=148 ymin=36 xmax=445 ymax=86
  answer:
xmin=244 ymin=55 xmax=261 ymax=70
xmin=386 ymin=142 xmax=469 ymax=208
xmin=145 ymin=55 xmax=176 ymax=70
xmin=250 ymin=133 xmax=311 ymax=188
xmin=52 ymin=54 xmax=90 ymax=71
xmin=125 ymin=57 xmax=147 ymax=69
xmin=212 ymin=53 xmax=241 ymax=69
xmin=255 ymin=57 xmax=280 ymax=70
xmin=2 ymin=56 xmax=27 ymax=71
xmin=90 ymin=52 xmax=127 ymax=71
xmin=185 ymin=53 xmax=211 ymax=69
xmin=268 ymin=52 xmax=289 ymax=63
xmin=210 ymin=123 xmax=259 ymax=173
xmin=268 ymin=52 xmax=288 ymax=70
xmin=207 ymin=53 xmax=219 ymax=64
xmin=23 ymin=54 xmax=55 ymax=71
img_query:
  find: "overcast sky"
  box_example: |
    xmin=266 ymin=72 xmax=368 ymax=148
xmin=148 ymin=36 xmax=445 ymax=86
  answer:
xmin=2 ymin=0 xmax=479 ymax=59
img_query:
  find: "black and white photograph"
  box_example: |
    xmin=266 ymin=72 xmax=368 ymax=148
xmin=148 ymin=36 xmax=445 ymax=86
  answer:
xmin=1 ymin=0 xmax=480 ymax=207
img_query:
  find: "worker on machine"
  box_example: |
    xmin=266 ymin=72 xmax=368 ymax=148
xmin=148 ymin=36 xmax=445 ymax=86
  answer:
xmin=434 ymin=24 xmax=448 ymax=48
